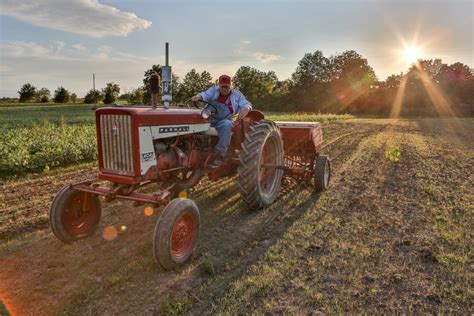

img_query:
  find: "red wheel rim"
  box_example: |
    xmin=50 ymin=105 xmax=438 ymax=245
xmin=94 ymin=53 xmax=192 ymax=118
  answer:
xmin=171 ymin=213 xmax=196 ymax=259
xmin=62 ymin=193 xmax=98 ymax=236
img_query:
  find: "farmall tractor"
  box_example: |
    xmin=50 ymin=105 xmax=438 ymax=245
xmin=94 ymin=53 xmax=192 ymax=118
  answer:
xmin=49 ymin=44 xmax=331 ymax=270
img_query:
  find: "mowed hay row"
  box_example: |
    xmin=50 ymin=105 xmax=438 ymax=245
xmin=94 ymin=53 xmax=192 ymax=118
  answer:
xmin=206 ymin=119 xmax=473 ymax=314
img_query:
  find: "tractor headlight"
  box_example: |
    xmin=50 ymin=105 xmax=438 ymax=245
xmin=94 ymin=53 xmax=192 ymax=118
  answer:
xmin=201 ymin=109 xmax=211 ymax=120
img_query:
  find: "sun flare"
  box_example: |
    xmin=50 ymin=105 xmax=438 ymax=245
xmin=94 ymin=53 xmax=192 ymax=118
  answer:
xmin=403 ymin=47 xmax=420 ymax=63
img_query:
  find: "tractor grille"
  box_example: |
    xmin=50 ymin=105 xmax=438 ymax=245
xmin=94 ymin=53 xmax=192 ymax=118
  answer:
xmin=99 ymin=114 xmax=134 ymax=173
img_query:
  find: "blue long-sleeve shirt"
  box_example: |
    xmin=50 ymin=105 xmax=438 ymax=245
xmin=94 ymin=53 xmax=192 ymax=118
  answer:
xmin=198 ymin=86 xmax=252 ymax=113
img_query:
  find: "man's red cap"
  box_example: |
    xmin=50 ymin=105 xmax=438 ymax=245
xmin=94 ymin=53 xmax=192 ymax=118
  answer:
xmin=218 ymin=74 xmax=231 ymax=86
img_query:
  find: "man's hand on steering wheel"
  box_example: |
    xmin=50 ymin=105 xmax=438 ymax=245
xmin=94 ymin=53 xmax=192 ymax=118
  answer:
xmin=191 ymin=95 xmax=202 ymax=102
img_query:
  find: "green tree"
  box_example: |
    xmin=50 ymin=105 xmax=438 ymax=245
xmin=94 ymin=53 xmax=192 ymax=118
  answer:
xmin=128 ymin=88 xmax=144 ymax=105
xmin=382 ymin=73 xmax=404 ymax=89
xmin=272 ymin=79 xmax=291 ymax=96
xmin=233 ymin=66 xmax=278 ymax=100
xmin=177 ymin=69 xmax=214 ymax=100
xmin=53 ymin=86 xmax=70 ymax=103
xmin=291 ymin=51 xmax=332 ymax=89
xmin=18 ymin=83 xmax=37 ymax=102
xmin=35 ymin=88 xmax=50 ymax=103
xmin=329 ymin=50 xmax=377 ymax=112
xmin=119 ymin=92 xmax=131 ymax=100
xmin=83 ymin=89 xmax=103 ymax=104
xmin=102 ymin=82 xmax=120 ymax=104
xmin=70 ymin=93 xmax=77 ymax=103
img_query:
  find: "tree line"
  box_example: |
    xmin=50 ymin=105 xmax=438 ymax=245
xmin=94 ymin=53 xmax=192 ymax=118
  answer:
xmin=17 ymin=82 xmax=120 ymax=104
xmin=16 ymin=49 xmax=473 ymax=116
xmin=18 ymin=84 xmax=77 ymax=103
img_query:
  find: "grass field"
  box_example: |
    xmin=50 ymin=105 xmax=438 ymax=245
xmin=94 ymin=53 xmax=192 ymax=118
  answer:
xmin=0 ymin=108 xmax=472 ymax=314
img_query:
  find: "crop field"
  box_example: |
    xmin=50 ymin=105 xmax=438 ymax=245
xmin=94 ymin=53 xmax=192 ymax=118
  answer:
xmin=0 ymin=105 xmax=472 ymax=314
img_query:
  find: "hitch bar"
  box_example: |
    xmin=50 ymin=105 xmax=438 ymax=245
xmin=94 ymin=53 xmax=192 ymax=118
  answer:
xmin=72 ymin=183 xmax=171 ymax=206
xmin=261 ymin=163 xmax=289 ymax=170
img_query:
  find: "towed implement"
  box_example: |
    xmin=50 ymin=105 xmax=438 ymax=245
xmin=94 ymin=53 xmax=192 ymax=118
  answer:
xmin=49 ymin=44 xmax=331 ymax=270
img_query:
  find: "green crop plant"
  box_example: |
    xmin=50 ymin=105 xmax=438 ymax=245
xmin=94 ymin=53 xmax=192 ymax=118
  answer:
xmin=0 ymin=119 xmax=96 ymax=178
xmin=385 ymin=144 xmax=401 ymax=162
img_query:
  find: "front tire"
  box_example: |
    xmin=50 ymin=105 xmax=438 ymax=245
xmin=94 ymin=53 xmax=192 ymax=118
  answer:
xmin=153 ymin=198 xmax=200 ymax=270
xmin=238 ymin=120 xmax=284 ymax=209
xmin=49 ymin=186 xmax=102 ymax=243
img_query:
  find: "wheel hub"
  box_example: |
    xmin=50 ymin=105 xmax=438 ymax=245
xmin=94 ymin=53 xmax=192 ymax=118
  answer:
xmin=63 ymin=194 xmax=97 ymax=236
xmin=171 ymin=213 xmax=196 ymax=259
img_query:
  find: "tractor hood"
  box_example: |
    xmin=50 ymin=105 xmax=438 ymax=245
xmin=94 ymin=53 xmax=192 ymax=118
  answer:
xmin=95 ymin=106 xmax=209 ymax=126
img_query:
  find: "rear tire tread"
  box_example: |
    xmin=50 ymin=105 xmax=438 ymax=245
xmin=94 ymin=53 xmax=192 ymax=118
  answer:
xmin=238 ymin=120 xmax=284 ymax=209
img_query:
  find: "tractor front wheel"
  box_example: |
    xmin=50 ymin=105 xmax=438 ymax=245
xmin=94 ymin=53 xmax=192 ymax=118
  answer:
xmin=238 ymin=120 xmax=284 ymax=209
xmin=153 ymin=198 xmax=200 ymax=270
xmin=49 ymin=186 xmax=102 ymax=243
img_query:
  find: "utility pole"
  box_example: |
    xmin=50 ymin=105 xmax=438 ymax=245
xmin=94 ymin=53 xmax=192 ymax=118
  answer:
xmin=93 ymin=73 xmax=96 ymax=104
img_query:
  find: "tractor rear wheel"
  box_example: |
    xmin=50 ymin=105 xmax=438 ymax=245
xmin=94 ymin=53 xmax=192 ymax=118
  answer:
xmin=49 ymin=186 xmax=102 ymax=243
xmin=238 ymin=120 xmax=284 ymax=209
xmin=313 ymin=155 xmax=331 ymax=192
xmin=153 ymin=198 xmax=200 ymax=270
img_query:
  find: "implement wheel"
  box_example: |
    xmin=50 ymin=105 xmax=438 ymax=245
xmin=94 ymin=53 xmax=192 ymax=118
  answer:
xmin=314 ymin=155 xmax=331 ymax=192
xmin=153 ymin=198 xmax=200 ymax=270
xmin=238 ymin=120 xmax=284 ymax=209
xmin=49 ymin=186 xmax=101 ymax=243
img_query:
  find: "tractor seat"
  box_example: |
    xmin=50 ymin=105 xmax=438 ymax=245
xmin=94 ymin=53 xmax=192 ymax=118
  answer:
xmin=202 ymin=127 xmax=219 ymax=136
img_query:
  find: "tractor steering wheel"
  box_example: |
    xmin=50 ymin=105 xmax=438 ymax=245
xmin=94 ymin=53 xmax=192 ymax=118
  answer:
xmin=185 ymin=99 xmax=203 ymax=109
xmin=190 ymin=99 xmax=219 ymax=114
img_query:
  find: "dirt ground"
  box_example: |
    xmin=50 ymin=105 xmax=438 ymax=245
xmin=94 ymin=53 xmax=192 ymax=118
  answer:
xmin=0 ymin=118 xmax=472 ymax=315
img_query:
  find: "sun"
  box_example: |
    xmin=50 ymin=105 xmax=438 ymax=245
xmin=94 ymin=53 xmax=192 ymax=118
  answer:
xmin=403 ymin=47 xmax=420 ymax=63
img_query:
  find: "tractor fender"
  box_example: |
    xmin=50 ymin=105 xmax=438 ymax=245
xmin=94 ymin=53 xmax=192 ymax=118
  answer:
xmin=242 ymin=110 xmax=265 ymax=137
xmin=246 ymin=110 xmax=264 ymax=122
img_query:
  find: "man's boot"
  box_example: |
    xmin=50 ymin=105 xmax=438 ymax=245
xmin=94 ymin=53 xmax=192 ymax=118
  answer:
xmin=210 ymin=154 xmax=225 ymax=169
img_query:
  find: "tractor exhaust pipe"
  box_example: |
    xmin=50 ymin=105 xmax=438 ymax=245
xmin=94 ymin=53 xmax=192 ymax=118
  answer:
xmin=161 ymin=43 xmax=172 ymax=109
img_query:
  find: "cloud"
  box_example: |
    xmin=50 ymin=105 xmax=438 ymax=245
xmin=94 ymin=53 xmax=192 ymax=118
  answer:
xmin=253 ymin=52 xmax=284 ymax=64
xmin=0 ymin=0 xmax=152 ymax=38
xmin=0 ymin=41 xmax=152 ymax=63
xmin=1 ymin=41 xmax=50 ymax=57
xmin=72 ymin=44 xmax=88 ymax=52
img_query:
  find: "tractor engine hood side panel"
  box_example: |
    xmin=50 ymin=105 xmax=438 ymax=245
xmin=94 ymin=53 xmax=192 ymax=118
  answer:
xmin=139 ymin=123 xmax=211 ymax=175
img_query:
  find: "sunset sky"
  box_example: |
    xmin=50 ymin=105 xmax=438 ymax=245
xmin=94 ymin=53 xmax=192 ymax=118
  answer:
xmin=0 ymin=0 xmax=472 ymax=97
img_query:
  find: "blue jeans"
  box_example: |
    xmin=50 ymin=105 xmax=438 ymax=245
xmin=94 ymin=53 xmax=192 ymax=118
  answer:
xmin=211 ymin=119 xmax=232 ymax=157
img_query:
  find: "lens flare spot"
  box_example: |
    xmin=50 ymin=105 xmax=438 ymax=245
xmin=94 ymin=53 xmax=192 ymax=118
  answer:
xmin=103 ymin=226 xmax=118 ymax=241
xmin=403 ymin=47 xmax=420 ymax=63
xmin=179 ymin=191 xmax=187 ymax=198
xmin=120 ymin=225 xmax=127 ymax=232
xmin=144 ymin=207 xmax=154 ymax=216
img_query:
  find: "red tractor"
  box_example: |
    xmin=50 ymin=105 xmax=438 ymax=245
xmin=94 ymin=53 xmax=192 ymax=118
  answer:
xmin=49 ymin=44 xmax=330 ymax=270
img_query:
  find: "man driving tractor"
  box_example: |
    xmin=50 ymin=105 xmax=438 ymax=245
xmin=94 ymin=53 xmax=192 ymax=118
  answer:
xmin=191 ymin=74 xmax=252 ymax=168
